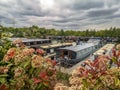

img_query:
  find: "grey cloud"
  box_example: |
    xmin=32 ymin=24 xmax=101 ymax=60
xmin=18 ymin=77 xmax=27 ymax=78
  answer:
xmin=0 ymin=0 xmax=120 ymax=30
xmin=106 ymin=14 xmax=120 ymax=19
xmin=87 ymin=7 xmax=119 ymax=18
xmin=70 ymin=1 xmax=104 ymax=10
xmin=55 ymin=0 xmax=104 ymax=10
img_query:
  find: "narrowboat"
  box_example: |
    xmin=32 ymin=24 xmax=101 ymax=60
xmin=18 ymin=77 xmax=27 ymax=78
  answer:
xmin=40 ymin=42 xmax=73 ymax=59
xmin=56 ymin=43 xmax=97 ymax=66
xmin=10 ymin=38 xmax=51 ymax=48
xmin=93 ymin=44 xmax=115 ymax=57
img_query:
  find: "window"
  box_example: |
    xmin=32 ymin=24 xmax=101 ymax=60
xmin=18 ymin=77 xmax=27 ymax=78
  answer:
xmin=46 ymin=49 xmax=50 ymax=53
xmin=64 ymin=51 xmax=68 ymax=56
xmin=71 ymin=52 xmax=76 ymax=59
xmin=50 ymin=49 xmax=54 ymax=53
xmin=26 ymin=42 xmax=30 ymax=46
xmin=30 ymin=42 xmax=34 ymax=45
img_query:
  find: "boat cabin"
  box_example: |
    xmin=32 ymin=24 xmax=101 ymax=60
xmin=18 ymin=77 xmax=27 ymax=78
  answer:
xmin=56 ymin=43 xmax=95 ymax=65
xmin=11 ymin=38 xmax=51 ymax=48
xmin=40 ymin=43 xmax=73 ymax=59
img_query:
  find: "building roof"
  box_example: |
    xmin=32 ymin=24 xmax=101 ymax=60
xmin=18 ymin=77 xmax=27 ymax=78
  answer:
xmin=59 ymin=43 xmax=94 ymax=52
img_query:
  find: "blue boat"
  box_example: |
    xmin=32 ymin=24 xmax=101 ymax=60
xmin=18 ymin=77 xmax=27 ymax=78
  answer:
xmin=56 ymin=39 xmax=101 ymax=66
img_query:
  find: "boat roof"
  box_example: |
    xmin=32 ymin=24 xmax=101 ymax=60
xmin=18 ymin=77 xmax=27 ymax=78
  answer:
xmin=10 ymin=38 xmax=50 ymax=42
xmin=93 ymin=44 xmax=115 ymax=55
xmin=87 ymin=38 xmax=101 ymax=45
xmin=59 ymin=43 xmax=94 ymax=52
xmin=40 ymin=43 xmax=72 ymax=49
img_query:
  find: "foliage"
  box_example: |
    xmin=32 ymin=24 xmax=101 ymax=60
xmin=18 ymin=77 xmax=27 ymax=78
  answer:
xmin=0 ymin=32 xmax=15 ymax=60
xmin=56 ymin=71 xmax=70 ymax=86
xmin=1 ymin=25 xmax=120 ymax=38
xmin=54 ymin=44 xmax=120 ymax=90
xmin=0 ymin=41 xmax=57 ymax=90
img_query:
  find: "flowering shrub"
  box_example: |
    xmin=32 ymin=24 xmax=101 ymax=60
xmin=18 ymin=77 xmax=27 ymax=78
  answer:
xmin=0 ymin=32 xmax=15 ymax=60
xmin=54 ymin=44 xmax=120 ymax=90
xmin=0 ymin=41 xmax=57 ymax=90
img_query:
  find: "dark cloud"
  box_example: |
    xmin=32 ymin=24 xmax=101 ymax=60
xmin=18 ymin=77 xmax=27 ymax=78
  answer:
xmin=69 ymin=1 xmax=104 ymax=10
xmin=87 ymin=7 xmax=119 ymax=17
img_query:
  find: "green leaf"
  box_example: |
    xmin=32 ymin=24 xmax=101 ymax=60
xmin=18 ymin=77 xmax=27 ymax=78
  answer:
xmin=23 ymin=60 xmax=30 ymax=69
xmin=81 ymin=86 xmax=87 ymax=90
xmin=28 ymin=79 xmax=33 ymax=84
xmin=7 ymin=63 xmax=13 ymax=67
xmin=82 ymin=79 xmax=89 ymax=88
xmin=36 ymin=83 xmax=42 ymax=90
xmin=43 ymin=82 xmax=49 ymax=88
xmin=0 ymin=78 xmax=6 ymax=84
xmin=0 ymin=61 xmax=9 ymax=66
xmin=0 ymin=74 xmax=8 ymax=77
xmin=9 ymin=79 xmax=16 ymax=83
xmin=111 ymin=57 xmax=117 ymax=63
xmin=115 ymin=78 xmax=120 ymax=86
xmin=29 ymin=68 xmax=34 ymax=75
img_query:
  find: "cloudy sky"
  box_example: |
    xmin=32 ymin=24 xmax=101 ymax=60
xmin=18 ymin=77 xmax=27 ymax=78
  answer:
xmin=0 ymin=0 xmax=120 ymax=30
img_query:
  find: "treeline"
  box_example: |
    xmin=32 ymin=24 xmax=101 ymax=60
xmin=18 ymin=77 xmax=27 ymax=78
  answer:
xmin=0 ymin=25 xmax=120 ymax=38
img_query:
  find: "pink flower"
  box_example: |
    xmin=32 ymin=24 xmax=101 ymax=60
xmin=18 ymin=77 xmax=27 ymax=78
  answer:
xmin=36 ymin=49 xmax=45 ymax=55
xmin=22 ymin=48 xmax=35 ymax=56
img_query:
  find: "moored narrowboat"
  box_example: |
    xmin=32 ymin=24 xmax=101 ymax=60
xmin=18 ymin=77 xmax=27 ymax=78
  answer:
xmin=56 ymin=43 xmax=96 ymax=66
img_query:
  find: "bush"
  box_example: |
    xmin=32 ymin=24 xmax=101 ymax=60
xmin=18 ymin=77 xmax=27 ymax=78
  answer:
xmin=0 ymin=32 xmax=15 ymax=60
xmin=54 ymin=44 xmax=120 ymax=90
xmin=0 ymin=40 xmax=57 ymax=90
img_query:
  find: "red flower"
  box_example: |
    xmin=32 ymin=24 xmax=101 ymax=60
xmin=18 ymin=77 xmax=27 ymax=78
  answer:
xmin=112 ymin=48 xmax=116 ymax=57
xmin=32 ymin=78 xmax=42 ymax=84
xmin=0 ymin=84 xmax=9 ymax=90
xmin=7 ymin=48 xmax=16 ymax=58
xmin=52 ymin=60 xmax=57 ymax=66
xmin=83 ymin=69 xmax=89 ymax=77
xmin=39 ymin=72 xmax=47 ymax=78
xmin=92 ymin=59 xmax=99 ymax=67
xmin=43 ymin=81 xmax=49 ymax=86
xmin=8 ymin=51 xmax=15 ymax=58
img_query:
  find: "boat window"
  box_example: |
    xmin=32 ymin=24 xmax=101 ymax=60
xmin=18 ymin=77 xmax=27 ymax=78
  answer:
xmin=24 ymin=42 xmax=26 ymax=45
xmin=50 ymin=49 xmax=54 ymax=53
xmin=71 ymin=52 xmax=76 ymax=59
xmin=56 ymin=50 xmax=60 ymax=57
xmin=64 ymin=51 xmax=68 ymax=56
xmin=49 ymin=40 xmax=51 ymax=43
xmin=46 ymin=49 xmax=50 ymax=53
xmin=37 ymin=41 xmax=41 ymax=44
xmin=78 ymin=50 xmax=84 ymax=56
xmin=26 ymin=42 xmax=30 ymax=46
xmin=76 ymin=51 xmax=81 ymax=59
xmin=34 ymin=42 xmax=37 ymax=45
xmin=84 ymin=48 xmax=87 ymax=52
xmin=30 ymin=42 xmax=34 ymax=45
